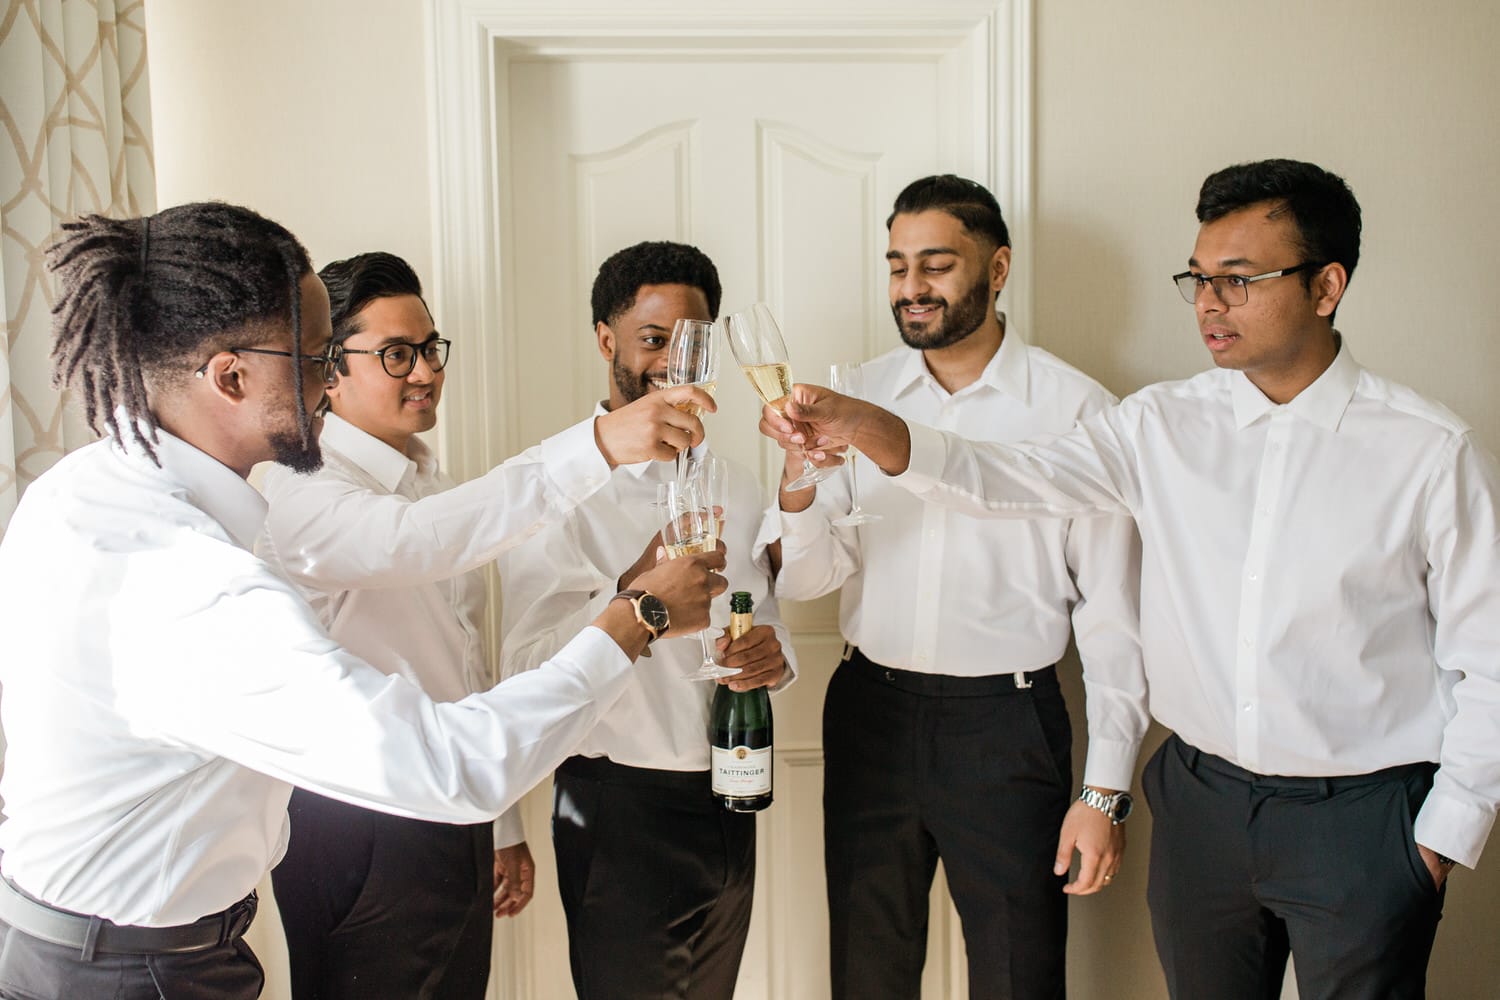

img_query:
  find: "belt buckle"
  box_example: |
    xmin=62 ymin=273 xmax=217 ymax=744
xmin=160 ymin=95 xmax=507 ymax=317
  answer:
xmin=1012 ymin=670 xmax=1033 ymax=690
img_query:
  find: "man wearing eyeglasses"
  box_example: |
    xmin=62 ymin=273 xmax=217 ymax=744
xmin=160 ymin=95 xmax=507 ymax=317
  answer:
xmin=258 ymin=251 xmax=715 ymax=999
xmin=756 ymin=158 xmax=1500 ymax=997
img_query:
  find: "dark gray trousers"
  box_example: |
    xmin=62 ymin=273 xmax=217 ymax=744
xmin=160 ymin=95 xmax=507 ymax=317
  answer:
xmin=0 ymin=908 xmax=261 ymax=999
xmin=1145 ymin=733 xmax=1444 ymax=1000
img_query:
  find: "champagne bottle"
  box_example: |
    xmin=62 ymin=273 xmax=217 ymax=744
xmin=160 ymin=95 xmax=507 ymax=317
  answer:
xmin=709 ymin=591 xmax=773 ymax=812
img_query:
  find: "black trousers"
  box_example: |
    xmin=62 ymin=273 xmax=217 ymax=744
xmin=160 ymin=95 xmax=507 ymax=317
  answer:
xmin=0 ymin=907 xmax=262 ymax=999
xmin=1144 ymin=734 xmax=1445 ymax=1000
xmin=552 ymin=755 xmax=756 ymax=1000
xmin=824 ymin=650 xmax=1072 ymax=1000
xmin=271 ymin=788 xmax=494 ymax=1000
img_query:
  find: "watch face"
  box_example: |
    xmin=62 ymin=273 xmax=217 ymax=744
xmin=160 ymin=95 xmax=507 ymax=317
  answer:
xmin=1111 ymin=793 xmax=1134 ymax=823
xmin=638 ymin=594 xmax=670 ymax=634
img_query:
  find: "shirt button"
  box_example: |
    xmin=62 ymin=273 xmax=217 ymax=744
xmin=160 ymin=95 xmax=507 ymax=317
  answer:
xmin=1241 ymin=637 xmax=1253 ymax=648
xmin=1242 ymin=703 xmax=1253 ymax=712
xmin=1248 ymin=572 xmax=1258 ymax=581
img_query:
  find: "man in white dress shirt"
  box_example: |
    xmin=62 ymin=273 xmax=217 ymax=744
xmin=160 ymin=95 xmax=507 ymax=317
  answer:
xmin=0 ymin=204 xmax=724 ymax=1000
xmin=760 ymin=159 xmax=1500 ymax=998
xmin=765 ymin=176 xmax=1144 ymax=1000
xmin=262 ymin=251 xmax=644 ymax=997
xmin=499 ymin=241 xmax=795 ymax=1000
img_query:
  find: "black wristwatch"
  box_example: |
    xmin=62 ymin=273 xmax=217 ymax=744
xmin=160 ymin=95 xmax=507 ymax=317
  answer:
xmin=612 ymin=589 xmax=669 ymax=644
xmin=1078 ymin=786 xmax=1134 ymax=825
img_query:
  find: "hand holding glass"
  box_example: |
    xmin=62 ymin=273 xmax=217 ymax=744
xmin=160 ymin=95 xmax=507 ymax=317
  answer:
xmin=658 ymin=479 xmax=739 ymax=681
xmin=828 ymin=363 xmax=881 ymax=526
xmin=723 ymin=303 xmax=833 ymax=491
xmin=666 ymin=319 xmax=720 ymax=477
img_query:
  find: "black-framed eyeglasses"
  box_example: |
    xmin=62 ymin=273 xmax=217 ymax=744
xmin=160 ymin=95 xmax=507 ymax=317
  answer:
xmin=195 ymin=345 xmax=342 ymax=387
xmin=337 ymin=336 xmax=451 ymax=378
xmin=1171 ymin=262 xmax=1323 ymax=306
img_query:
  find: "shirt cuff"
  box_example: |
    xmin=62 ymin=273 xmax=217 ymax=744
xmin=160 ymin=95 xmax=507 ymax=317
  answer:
xmin=888 ymin=421 xmax=949 ymax=495
xmin=541 ymin=419 xmax=612 ymax=507
xmin=1081 ymin=739 xmax=1141 ymax=795
xmin=493 ymin=805 xmax=525 ymax=847
xmin=1414 ymin=781 xmax=1496 ymax=870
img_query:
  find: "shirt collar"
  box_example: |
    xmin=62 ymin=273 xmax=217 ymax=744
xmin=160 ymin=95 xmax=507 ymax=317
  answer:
xmin=1230 ymin=334 xmax=1360 ymax=432
xmin=890 ymin=312 xmax=1029 ymax=405
xmin=115 ymin=421 xmax=267 ymax=550
xmin=317 ymin=412 xmax=421 ymax=491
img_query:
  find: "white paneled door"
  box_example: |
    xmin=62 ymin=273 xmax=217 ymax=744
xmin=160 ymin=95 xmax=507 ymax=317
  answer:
xmin=425 ymin=4 xmax=1031 ymax=998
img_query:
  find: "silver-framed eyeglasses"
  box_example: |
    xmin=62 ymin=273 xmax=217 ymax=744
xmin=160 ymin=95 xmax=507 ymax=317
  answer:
xmin=1172 ymin=263 xmax=1322 ymax=306
xmin=338 ymin=336 xmax=451 ymax=378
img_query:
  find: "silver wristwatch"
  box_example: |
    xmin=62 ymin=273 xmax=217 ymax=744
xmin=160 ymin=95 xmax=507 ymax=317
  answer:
xmin=1078 ymin=786 xmax=1134 ymax=825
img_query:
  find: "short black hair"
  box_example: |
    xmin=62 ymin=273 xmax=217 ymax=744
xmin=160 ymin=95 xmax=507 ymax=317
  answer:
xmin=886 ymin=174 xmax=1010 ymax=249
xmin=1196 ymin=159 xmax=1362 ymax=284
xmin=590 ymin=241 xmax=722 ymax=329
xmin=47 ymin=201 xmax=312 ymax=463
xmin=318 ymin=252 xmax=428 ymax=359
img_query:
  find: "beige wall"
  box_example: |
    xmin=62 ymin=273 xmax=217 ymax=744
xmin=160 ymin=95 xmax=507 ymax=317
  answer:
xmin=146 ymin=2 xmax=1500 ymax=997
xmin=146 ymin=0 xmax=433 ymax=280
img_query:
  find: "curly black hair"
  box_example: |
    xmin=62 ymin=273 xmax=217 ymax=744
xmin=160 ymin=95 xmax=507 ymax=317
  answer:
xmin=590 ymin=241 xmax=722 ymax=329
xmin=1196 ymin=159 xmax=1362 ymax=284
xmin=886 ymin=174 xmax=1010 ymax=250
xmin=47 ymin=201 xmax=313 ymax=464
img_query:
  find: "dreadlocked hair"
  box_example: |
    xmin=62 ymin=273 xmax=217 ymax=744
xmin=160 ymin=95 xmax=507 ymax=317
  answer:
xmin=46 ymin=201 xmax=313 ymax=465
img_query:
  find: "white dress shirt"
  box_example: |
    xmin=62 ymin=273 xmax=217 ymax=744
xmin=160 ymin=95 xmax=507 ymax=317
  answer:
xmin=0 ymin=426 xmax=634 ymax=926
xmin=896 ymin=340 xmax=1500 ymax=867
xmin=260 ymin=413 xmax=599 ymax=845
xmin=769 ymin=327 xmax=1147 ymax=790
xmin=499 ymin=410 xmax=796 ymax=772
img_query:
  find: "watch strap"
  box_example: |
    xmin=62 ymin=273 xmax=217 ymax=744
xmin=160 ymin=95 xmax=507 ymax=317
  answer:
xmin=611 ymin=589 xmax=663 ymax=643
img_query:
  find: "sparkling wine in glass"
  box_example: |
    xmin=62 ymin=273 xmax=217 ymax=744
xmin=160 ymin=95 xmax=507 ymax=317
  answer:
xmin=658 ymin=479 xmax=739 ymax=681
xmin=828 ymin=362 xmax=882 ymax=526
xmin=723 ymin=303 xmax=834 ymax=492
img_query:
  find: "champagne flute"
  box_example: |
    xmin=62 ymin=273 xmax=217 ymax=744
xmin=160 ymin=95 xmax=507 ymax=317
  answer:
xmin=658 ymin=479 xmax=740 ymax=681
xmin=828 ymin=362 xmax=882 ymax=526
xmin=666 ymin=319 xmax=720 ymax=481
xmin=723 ymin=303 xmax=834 ymax=492
xmin=685 ymin=454 xmax=729 ymax=539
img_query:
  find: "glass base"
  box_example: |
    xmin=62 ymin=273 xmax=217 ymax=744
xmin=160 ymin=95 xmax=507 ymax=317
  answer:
xmin=832 ymin=509 xmax=882 ymax=527
xmin=784 ymin=466 xmax=836 ymax=492
xmin=683 ymin=662 xmax=742 ymax=682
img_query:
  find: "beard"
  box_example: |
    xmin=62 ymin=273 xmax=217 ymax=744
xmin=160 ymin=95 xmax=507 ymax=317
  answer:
xmin=892 ymin=273 xmax=996 ymax=350
xmin=611 ymin=355 xmax=657 ymax=405
xmin=269 ymin=429 xmax=322 ymax=474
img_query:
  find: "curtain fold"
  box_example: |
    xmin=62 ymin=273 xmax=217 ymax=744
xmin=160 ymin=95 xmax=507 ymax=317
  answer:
xmin=0 ymin=0 xmax=155 ymax=530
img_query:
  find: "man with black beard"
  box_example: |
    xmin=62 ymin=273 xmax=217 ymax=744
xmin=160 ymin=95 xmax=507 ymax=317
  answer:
xmin=764 ymin=176 xmax=1145 ymax=999
xmin=499 ymin=241 xmax=795 ymax=1000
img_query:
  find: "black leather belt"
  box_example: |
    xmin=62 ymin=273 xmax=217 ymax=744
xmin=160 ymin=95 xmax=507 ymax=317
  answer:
xmin=0 ymin=875 xmax=256 ymax=960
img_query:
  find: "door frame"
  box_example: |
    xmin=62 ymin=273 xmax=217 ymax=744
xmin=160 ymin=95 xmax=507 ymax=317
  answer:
xmin=423 ymin=3 xmax=1033 ymax=996
xmin=426 ymin=0 xmax=1033 ymax=480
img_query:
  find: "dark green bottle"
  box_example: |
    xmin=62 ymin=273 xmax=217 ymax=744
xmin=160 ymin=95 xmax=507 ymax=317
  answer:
xmin=709 ymin=592 xmax=773 ymax=812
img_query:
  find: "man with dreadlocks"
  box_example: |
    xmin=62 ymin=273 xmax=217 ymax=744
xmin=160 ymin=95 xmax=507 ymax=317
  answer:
xmin=0 ymin=202 xmax=723 ymax=999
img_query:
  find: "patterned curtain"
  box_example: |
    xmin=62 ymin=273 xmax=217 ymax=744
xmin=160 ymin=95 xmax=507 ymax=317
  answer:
xmin=0 ymin=0 xmax=154 ymax=531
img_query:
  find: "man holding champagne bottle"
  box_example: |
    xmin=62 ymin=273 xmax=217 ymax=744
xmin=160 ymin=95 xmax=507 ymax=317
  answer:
xmin=762 ymin=176 xmax=1146 ymax=999
xmin=498 ymin=241 xmax=796 ymax=1000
